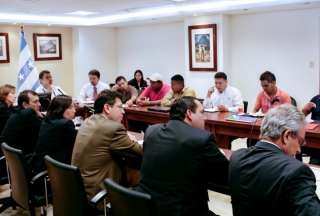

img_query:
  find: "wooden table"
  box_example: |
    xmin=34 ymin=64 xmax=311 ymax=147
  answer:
xmin=124 ymin=106 xmax=320 ymax=151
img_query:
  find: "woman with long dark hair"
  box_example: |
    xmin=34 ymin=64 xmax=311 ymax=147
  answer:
xmin=128 ymin=69 xmax=148 ymax=93
xmin=32 ymin=95 xmax=77 ymax=173
xmin=0 ymin=84 xmax=16 ymax=134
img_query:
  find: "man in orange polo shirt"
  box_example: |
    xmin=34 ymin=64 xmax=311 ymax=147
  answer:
xmin=253 ymin=71 xmax=291 ymax=114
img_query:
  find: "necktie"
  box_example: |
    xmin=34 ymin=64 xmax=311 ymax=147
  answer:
xmin=93 ymin=86 xmax=98 ymax=100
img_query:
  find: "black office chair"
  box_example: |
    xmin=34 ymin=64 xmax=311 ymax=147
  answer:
xmin=104 ymin=178 xmax=155 ymax=216
xmin=243 ymin=101 xmax=248 ymax=113
xmin=1 ymin=143 xmax=48 ymax=216
xmin=44 ymin=155 xmax=107 ymax=216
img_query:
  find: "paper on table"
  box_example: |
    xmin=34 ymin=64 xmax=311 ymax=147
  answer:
xmin=138 ymin=140 xmax=144 ymax=146
xmin=204 ymin=107 xmax=219 ymax=113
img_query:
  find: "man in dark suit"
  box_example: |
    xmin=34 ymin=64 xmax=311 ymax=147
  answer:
xmin=137 ymin=96 xmax=229 ymax=216
xmin=1 ymin=90 xmax=43 ymax=157
xmin=229 ymin=104 xmax=320 ymax=216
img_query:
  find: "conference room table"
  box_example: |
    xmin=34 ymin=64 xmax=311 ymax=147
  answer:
xmin=124 ymin=106 xmax=320 ymax=151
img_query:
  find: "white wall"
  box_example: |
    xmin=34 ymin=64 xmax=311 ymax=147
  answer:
xmin=230 ymin=8 xmax=320 ymax=110
xmin=0 ymin=25 xmax=74 ymax=94
xmin=116 ymin=22 xmax=185 ymax=84
xmin=73 ymin=27 xmax=117 ymax=96
xmin=184 ymin=15 xmax=231 ymax=98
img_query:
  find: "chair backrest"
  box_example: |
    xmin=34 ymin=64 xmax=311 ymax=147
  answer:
xmin=243 ymin=101 xmax=248 ymax=113
xmin=44 ymin=155 xmax=89 ymax=216
xmin=104 ymin=178 xmax=155 ymax=216
xmin=1 ymin=143 xmax=30 ymax=210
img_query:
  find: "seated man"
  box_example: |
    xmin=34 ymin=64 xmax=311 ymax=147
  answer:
xmin=35 ymin=70 xmax=66 ymax=99
xmin=161 ymin=74 xmax=196 ymax=107
xmin=112 ymin=76 xmax=138 ymax=106
xmin=79 ymin=69 xmax=108 ymax=102
xmin=203 ymin=72 xmax=243 ymax=112
xmin=136 ymin=73 xmax=170 ymax=106
xmin=1 ymin=90 xmax=42 ymax=156
xmin=253 ymin=71 xmax=291 ymax=113
xmin=72 ymin=90 xmax=142 ymax=200
xmin=303 ymin=95 xmax=320 ymax=121
xmin=302 ymin=95 xmax=320 ymax=164
xmin=229 ymin=104 xmax=320 ymax=216
xmin=137 ymin=97 xmax=229 ymax=216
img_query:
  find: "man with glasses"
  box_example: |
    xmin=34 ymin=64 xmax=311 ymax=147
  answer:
xmin=137 ymin=97 xmax=229 ymax=216
xmin=229 ymin=104 xmax=320 ymax=216
xmin=72 ymin=90 xmax=142 ymax=200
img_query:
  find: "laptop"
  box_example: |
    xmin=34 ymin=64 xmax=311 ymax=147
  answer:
xmin=147 ymin=106 xmax=170 ymax=113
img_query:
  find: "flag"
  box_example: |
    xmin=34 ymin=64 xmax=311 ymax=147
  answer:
xmin=17 ymin=28 xmax=39 ymax=94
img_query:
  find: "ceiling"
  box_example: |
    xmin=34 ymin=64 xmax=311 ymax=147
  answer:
xmin=0 ymin=0 xmax=319 ymax=26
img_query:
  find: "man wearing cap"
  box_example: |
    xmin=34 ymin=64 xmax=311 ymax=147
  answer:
xmin=136 ymin=73 xmax=171 ymax=106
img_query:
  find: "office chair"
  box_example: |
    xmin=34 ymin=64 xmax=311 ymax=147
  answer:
xmin=1 ymin=143 xmax=48 ymax=216
xmin=104 ymin=178 xmax=155 ymax=216
xmin=45 ymin=155 xmax=108 ymax=216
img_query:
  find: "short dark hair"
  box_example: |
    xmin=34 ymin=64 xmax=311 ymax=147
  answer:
xmin=39 ymin=70 xmax=51 ymax=80
xmin=169 ymin=96 xmax=198 ymax=121
xmin=94 ymin=90 xmax=122 ymax=114
xmin=47 ymin=95 xmax=73 ymax=119
xmin=214 ymin=72 xmax=227 ymax=80
xmin=115 ymin=76 xmax=126 ymax=84
xmin=88 ymin=69 xmax=100 ymax=79
xmin=18 ymin=90 xmax=38 ymax=108
xmin=171 ymin=74 xmax=184 ymax=83
xmin=260 ymin=71 xmax=276 ymax=82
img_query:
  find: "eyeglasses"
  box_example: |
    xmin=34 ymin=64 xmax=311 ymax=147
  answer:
xmin=290 ymin=132 xmax=306 ymax=146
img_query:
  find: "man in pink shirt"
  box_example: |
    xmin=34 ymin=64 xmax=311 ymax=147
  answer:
xmin=136 ymin=73 xmax=171 ymax=106
xmin=253 ymin=71 xmax=291 ymax=114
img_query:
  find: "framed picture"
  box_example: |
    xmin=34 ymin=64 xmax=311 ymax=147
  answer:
xmin=188 ymin=24 xmax=217 ymax=71
xmin=33 ymin=33 xmax=62 ymax=61
xmin=0 ymin=33 xmax=10 ymax=63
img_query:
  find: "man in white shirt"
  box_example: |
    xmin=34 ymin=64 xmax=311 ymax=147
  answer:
xmin=203 ymin=72 xmax=243 ymax=112
xmin=35 ymin=70 xmax=66 ymax=99
xmin=79 ymin=69 xmax=108 ymax=102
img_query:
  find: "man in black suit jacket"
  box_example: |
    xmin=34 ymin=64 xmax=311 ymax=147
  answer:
xmin=1 ymin=90 xmax=43 ymax=157
xmin=136 ymin=96 xmax=229 ymax=216
xmin=229 ymin=104 xmax=320 ymax=216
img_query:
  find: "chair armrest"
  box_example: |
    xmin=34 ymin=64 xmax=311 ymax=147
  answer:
xmin=89 ymin=189 xmax=108 ymax=207
xmin=30 ymin=170 xmax=48 ymax=184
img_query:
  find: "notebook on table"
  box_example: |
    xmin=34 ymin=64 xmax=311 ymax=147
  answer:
xmin=226 ymin=114 xmax=257 ymax=123
xmin=147 ymin=106 xmax=170 ymax=113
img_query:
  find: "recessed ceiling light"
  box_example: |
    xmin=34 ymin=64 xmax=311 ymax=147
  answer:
xmin=65 ymin=11 xmax=98 ymax=16
xmin=171 ymin=0 xmax=186 ymax=2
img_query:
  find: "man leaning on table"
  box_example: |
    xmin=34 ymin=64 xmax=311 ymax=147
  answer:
xmin=136 ymin=73 xmax=171 ymax=106
xmin=229 ymin=104 xmax=320 ymax=216
xmin=203 ymin=72 xmax=243 ymax=112
xmin=161 ymin=74 xmax=196 ymax=107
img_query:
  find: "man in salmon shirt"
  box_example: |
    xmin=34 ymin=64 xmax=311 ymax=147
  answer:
xmin=253 ymin=71 xmax=291 ymax=114
xmin=136 ymin=73 xmax=171 ymax=106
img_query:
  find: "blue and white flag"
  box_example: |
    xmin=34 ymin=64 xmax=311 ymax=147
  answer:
xmin=17 ymin=29 xmax=39 ymax=94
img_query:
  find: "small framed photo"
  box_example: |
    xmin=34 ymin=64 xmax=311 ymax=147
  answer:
xmin=188 ymin=24 xmax=217 ymax=72
xmin=0 ymin=33 xmax=10 ymax=63
xmin=33 ymin=33 xmax=62 ymax=61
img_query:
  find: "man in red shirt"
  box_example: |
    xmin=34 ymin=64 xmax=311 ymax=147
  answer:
xmin=136 ymin=73 xmax=171 ymax=106
xmin=253 ymin=71 xmax=291 ymax=114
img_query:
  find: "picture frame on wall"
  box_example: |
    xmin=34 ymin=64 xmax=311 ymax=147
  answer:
xmin=188 ymin=24 xmax=217 ymax=72
xmin=33 ymin=33 xmax=62 ymax=61
xmin=0 ymin=33 xmax=10 ymax=63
